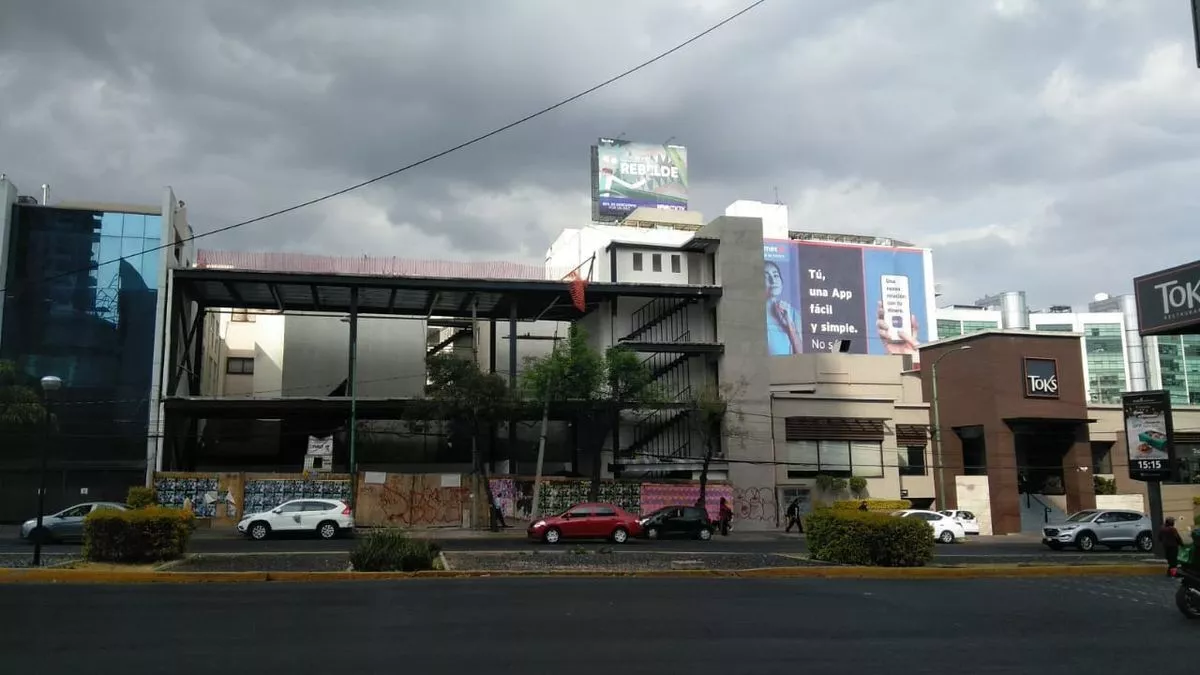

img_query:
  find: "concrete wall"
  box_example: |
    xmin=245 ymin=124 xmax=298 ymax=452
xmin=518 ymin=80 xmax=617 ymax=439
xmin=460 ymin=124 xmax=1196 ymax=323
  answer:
xmin=956 ymin=475 xmax=994 ymax=535
xmin=281 ymin=314 xmax=427 ymax=397
xmin=699 ymin=215 xmax=775 ymax=530
xmin=612 ymin=247 xmax=689 ymax=284
xmin=149 ymin=187 xmax=194 ymax=479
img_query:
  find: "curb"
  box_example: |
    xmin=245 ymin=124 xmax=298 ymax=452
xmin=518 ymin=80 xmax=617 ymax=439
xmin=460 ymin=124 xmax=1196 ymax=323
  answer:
xmin=0 ymin=563 xmax=1163 ymax=584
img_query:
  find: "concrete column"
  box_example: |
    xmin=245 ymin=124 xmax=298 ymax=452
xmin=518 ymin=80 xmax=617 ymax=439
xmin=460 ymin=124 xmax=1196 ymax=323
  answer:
xmin=986 ymin=429 xmax=1021 ymax=535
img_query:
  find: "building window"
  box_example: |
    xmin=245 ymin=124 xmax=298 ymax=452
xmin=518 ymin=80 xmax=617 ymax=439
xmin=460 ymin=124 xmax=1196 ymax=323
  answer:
xmin=1169 ymin=443 xmax=1200 ymax=485
xmin=632 ymin=253 xmax=643 ymax=271
xmin=670 ymin=254 xmax=681 ymax=273
xmin=652 ymin=253 xmax=662 ymax=272
xmin=226 ymin=357 xmax=254 ymax=375
xmin=899 ymin=447 xmax=926 ymax=476
xmin=785 ymin=440 xmax=883 ymax=478
xmin=961 ymin=320 xmax=999 ymax=335
xmin=1084 ymin=323 xmax=1125 ymax=404
xmin=936 ymin=320 xmax=962 ymax=339
xmin=1037 ymin=323 xmax=1074 ymax=332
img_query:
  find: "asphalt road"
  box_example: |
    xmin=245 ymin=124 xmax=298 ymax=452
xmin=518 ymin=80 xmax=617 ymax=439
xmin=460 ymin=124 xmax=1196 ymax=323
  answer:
xmin=1 ymin=576 xmax=1191 ymax=674
xmin=0 ymin=527 xmax=1160 ymax=565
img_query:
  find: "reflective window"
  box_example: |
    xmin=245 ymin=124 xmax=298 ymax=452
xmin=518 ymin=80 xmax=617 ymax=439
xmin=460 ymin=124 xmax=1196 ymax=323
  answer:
xmin=1 ymin=206 xmax=163 ymax=463
xmin=1083 ymin=323 xmax=1125 ymax=404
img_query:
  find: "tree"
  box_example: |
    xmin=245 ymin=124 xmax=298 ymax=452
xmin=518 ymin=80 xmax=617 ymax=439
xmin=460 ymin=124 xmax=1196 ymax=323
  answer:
xmin=522 ymin=325 xmax=659 ymax=500
xmin=422 ymin=353 xmax=511 ymax=472
xmin=0 ymin=359 xmax=44 ymax=435
xmin=687 ymin=379 xmax=748 ymax=509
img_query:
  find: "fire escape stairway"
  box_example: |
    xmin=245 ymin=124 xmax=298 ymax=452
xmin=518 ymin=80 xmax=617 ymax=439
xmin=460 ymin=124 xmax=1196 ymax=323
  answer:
xmin=622 ymin=346 xmax=693 ymax=460
xmin=621 ymin=297 xmax=695 ymax=344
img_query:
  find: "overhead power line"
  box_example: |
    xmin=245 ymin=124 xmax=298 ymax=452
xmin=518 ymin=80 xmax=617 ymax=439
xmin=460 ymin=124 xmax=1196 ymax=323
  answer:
xmin=0 ymin=0 xmax=768 ymax=299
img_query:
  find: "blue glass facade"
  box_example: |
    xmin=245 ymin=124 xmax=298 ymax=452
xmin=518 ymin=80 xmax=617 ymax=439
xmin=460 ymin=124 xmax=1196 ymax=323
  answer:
xmin=1 ymin=205 xmax=162 ymax=463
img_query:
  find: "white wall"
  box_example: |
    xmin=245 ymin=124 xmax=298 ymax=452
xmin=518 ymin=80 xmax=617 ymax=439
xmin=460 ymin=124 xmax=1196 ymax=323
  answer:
xmin=724 ymin=200 xmax=789 ymax=239
xmin=613 ymin=248 xmax=689 ymax=284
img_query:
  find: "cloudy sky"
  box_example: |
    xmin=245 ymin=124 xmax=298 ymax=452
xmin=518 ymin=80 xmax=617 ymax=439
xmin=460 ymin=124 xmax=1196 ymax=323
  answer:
xmin=2 ymin=0 xmax=1198 ymax=309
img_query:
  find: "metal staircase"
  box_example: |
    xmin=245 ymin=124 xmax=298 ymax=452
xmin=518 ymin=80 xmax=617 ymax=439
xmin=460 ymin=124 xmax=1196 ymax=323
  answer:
xmin=621 ymin=297 xmax=695 ymax=344
xmin=620 ymin=296 xmax=700 ymax=461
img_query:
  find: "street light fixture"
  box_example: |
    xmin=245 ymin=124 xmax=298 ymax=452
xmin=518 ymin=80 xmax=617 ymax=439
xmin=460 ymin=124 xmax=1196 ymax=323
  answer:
xmin=930 ymin=346 xmax=971 ymax=511
xmin=33 ymin=375 xmax=62 ymax=567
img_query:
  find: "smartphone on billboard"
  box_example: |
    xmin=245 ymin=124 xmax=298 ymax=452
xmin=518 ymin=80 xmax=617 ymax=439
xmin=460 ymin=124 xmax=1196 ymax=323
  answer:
xmin=881 ymin=274 xmax=910 ymax=342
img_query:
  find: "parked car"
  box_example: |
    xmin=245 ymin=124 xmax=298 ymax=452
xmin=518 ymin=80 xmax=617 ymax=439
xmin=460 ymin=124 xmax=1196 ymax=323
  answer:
xmin=939 ymin=509 xmax=981 ymax=535
xmin=639 ymin=505 xmax=714 ymax=541
xmin=892 ymin=509 xmax=966 ymax=543
xmin=528 ymin=502 xmax=642 ymax=544
xmin=20 ymin=502 xmax=129 ymax=543
xmin=1041 ymin=509 xmax=1153 ymax=552
xmin=237 ymin=499 xmax=355 ymax=540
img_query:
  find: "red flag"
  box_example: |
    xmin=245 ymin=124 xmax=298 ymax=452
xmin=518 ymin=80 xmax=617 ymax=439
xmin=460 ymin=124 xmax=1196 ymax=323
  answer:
xmin=566 ymin=271 xmax=586 ymax=312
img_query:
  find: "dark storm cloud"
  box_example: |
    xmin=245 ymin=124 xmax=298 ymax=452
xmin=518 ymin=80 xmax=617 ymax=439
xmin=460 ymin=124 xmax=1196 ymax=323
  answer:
xmin=1 ymin=0 xmax=1198 ymax=305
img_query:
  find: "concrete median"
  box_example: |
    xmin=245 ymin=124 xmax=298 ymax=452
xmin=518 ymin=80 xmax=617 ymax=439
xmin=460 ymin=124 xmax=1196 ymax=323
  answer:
xmin=0 ymin=561 xmax=1164 ymax=584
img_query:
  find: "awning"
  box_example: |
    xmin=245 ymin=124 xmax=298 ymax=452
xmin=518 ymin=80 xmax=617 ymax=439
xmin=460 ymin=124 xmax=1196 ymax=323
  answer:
xmin=784 ymin=417 xmax=887 ymax=442
xmin=896 ymin=424 xmax=929 ymax=447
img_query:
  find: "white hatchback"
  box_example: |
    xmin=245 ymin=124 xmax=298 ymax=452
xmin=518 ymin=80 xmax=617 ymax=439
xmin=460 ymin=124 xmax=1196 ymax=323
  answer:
xmin=939 ymin=509 xmax=980 ymax=535
xmin=238 ymin=499 xmax=355 ymax=540
xmin=892 ymin=509 xmax=966 ymax=544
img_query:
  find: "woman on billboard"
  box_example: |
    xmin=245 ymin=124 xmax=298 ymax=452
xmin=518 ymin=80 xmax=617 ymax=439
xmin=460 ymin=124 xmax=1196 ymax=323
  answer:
xmin=765 ymin=261 xmax=802 ymax=355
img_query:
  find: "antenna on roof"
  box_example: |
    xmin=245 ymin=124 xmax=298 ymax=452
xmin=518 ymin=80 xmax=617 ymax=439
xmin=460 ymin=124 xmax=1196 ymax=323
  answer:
xmin=773 ymin=187 xmax=781 ymax=204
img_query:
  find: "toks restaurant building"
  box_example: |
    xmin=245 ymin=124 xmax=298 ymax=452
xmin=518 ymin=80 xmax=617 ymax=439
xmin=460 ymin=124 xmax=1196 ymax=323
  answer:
xmin=919 ymin=330 xmax=1200 ymax=535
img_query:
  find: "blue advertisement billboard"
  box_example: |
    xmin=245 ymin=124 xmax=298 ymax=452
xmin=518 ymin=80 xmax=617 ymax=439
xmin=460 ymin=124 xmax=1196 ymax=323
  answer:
xmin=763 ymin=239 xmax=934 ymax=359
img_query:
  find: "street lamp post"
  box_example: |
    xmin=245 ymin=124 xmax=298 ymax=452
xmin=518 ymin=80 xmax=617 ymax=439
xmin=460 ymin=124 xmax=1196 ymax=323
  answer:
xmin=930 ymin=346 xmax=972 ymax=511
xmin=33 ymin=375 xmax=62 ymax=567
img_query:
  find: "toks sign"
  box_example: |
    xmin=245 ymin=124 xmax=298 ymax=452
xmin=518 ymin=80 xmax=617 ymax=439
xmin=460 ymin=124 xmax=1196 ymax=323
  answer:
xmin=1134 ymin=259 xmax=1200 ymax=336
xmin=1023 ymin=357 xmax=1059 ymax=399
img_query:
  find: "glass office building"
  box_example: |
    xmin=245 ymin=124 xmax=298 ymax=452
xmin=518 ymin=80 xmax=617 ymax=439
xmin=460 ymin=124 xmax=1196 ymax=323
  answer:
xmin=1 ymin=204 xmax=162 ymax=460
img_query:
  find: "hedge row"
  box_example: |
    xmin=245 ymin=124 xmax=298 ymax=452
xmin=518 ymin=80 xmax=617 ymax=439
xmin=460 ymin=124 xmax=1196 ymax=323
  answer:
xmin=84 ymin=506 xmax=195 ymax=563
xmin=806 ymin=509 xmax=934 ymax=567
xmin=1194 ymin=496 xmax=1200 ymax=506
xmin=830 ymin=499 xmax=912 ymax=512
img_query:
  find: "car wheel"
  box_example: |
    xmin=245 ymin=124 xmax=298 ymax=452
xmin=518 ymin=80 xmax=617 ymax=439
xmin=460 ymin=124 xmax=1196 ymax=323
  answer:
xmin=249 ymin=521 xmax=271 ymax=541
xmin=646 ymin=526 xmax=660 ymax=540
xmin=1136 ymin=532 xmax=1154 ymax=553
xmin=611 ymin=527 xmax=629 ymax=544
xmin=698 ymin=527 xmax=713 ymax=541
xmin=317 ymin=521 xmax=339 ymax=540
xmin=939 ymin=529 xmax=956 ymax=544
xmin=1046 ymin=542 xmax=1063 ymax=551
xmin=544 ymin=527 xmax=561 ymax=544
xmin=1076 ymin=531 xmax=1097 ymax=552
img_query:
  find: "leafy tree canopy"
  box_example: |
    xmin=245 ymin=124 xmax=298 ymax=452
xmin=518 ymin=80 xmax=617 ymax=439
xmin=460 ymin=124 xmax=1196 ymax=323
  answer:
xmin=0 ymin=360 xmax=45 ymax=430
xmin=521 ymin=325 xmax=660 ymax=404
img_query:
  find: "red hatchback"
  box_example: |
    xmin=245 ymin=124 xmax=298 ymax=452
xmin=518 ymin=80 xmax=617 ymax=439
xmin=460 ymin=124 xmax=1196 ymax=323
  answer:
xmin=528 ymin=502 xmax=643 ymax=544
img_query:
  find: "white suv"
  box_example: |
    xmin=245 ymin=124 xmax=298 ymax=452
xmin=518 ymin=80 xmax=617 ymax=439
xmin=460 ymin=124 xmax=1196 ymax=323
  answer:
xmin=1041 ymin=509 xmax=1153 ymax=552
xmin=238 ymin=499 xmax=355 ymax=540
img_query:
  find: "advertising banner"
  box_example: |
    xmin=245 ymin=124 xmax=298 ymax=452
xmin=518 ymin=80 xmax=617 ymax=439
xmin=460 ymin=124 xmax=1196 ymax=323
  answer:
xmin=1122 ymin=390 xmax=1176 ymax=482
xmin=763 ymin=239 xmax=933 ymax=358
xmin=592 ymin=138 xmax=688 ymax=218
xmin=1133 ymin=259 xmax=1200 ymax=336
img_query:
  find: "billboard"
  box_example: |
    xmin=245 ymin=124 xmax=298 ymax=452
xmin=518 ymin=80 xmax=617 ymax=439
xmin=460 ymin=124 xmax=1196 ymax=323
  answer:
xmin=763 ymin=239 xmax=935 ymax=358
xmin=1122 ymin=390 xmax=1177 ymax=482
xmin=591 ymin=138 xmax=688 ymax=220
xmin=1133 ymin=258 xmax=1200 ymax=336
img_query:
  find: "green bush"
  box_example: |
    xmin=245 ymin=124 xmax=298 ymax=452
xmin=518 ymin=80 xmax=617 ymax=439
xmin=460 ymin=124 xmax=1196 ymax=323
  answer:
xmin=1193 ymin=496 xmax=1200 ymax=506
xmin=806 ymin=508 xmax=934 ymax=567
xmin=350 ymin=529 xmax=441 ymax=572
xmin=814 ymin=474 xmax=848 ymax=494
xmin=126 ymin=486 xmax=158 ymax=509
xmin=1092 ymin=476 xmax=1117 ymax=496
xmin=831 ymin=499 xmax=912 ymax=512
xmin=84 ymin=506 xmax=194 ymax=563
xmin=848 ymin=476 xmax=868 ymax=497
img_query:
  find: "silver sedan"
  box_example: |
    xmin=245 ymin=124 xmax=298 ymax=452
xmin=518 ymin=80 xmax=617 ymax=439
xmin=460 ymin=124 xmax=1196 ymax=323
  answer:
xmin=19 ymin=502 xmax=129 ymax=543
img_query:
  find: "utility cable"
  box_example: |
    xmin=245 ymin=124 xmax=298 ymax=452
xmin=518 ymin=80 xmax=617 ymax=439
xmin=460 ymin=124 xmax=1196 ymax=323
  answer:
xmin=0 ymin=0 xmax=768 ymax=298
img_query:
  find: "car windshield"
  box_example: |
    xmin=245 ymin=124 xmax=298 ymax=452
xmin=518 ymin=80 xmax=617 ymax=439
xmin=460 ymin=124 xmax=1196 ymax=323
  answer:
xmin=1066 ymin=511 xmax=1097 ymax=522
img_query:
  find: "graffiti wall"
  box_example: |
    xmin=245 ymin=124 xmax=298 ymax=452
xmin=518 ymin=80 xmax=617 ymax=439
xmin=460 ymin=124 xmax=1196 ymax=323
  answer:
xmin=155 ymin=474 xmax=225 ymax=519
xmin=640 ymin=483 xmax=734 ymax=522
xmin=242 ymin=478 xmax=351 ymax=515
xmin=356 ymin=473 xmax=469 ymax=528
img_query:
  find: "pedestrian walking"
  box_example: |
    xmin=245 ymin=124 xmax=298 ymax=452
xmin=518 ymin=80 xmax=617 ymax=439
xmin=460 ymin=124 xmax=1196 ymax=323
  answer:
xmin=492 ymin=493 xmax=508 ymax=529
xmin=718 ymin=497 xmax=733 ymax=536
xmin=785 ymin=498 xmax=803 ymax=533
xmin=1161 ymin=516 xmax=1183 ymax=576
